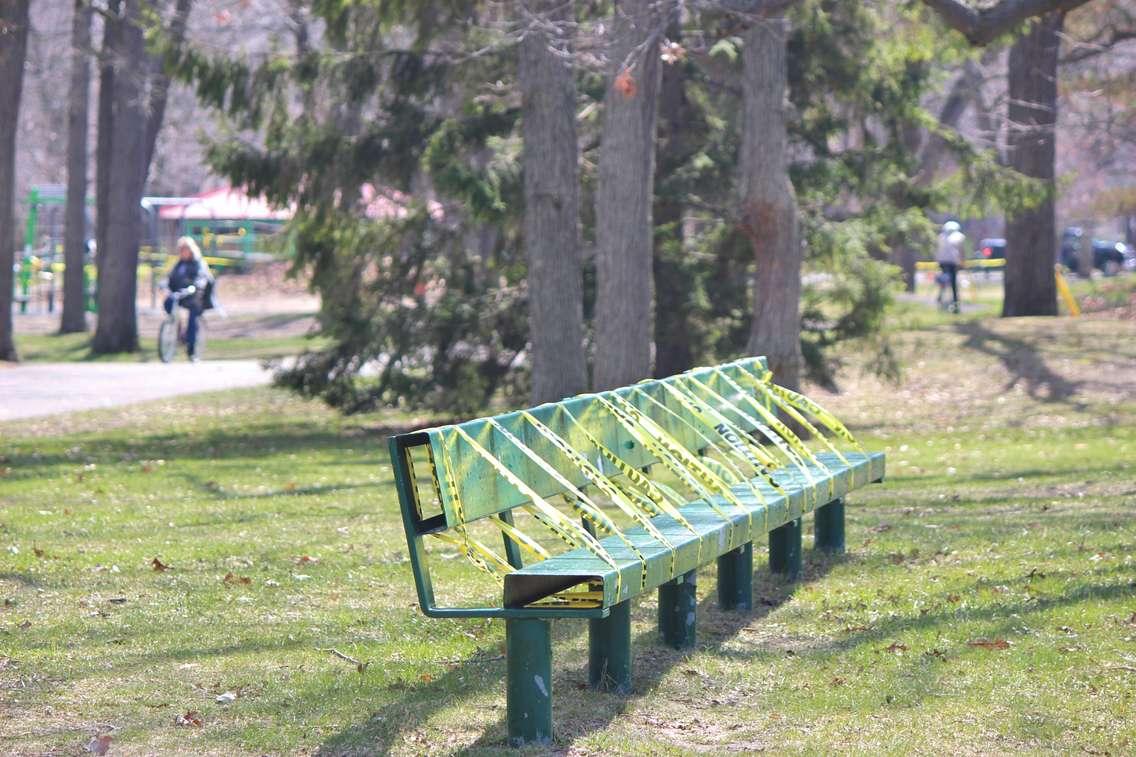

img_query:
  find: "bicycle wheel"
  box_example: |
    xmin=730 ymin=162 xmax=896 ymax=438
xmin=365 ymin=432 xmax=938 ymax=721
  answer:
xmin=158 ymin=317 xmax=178 ymax=363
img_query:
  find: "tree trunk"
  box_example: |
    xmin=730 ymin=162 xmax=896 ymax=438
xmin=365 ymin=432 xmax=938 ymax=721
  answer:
xmin=1003 ymin=12 xmax=1061 ymax=317
xmin=519 ymin=2 xmax=587 ymax=404
xmin=95 ymin=0 xmax=120 ymax=278
xmin=61 ymin=0 xmax=93 ymax=334
xmin=142 ymin=0 xmax=193 ymax=175
xmin=593 ymin=0 xmax=670 ymax=390
xmin=740 ymin=14 xmax=802 ymax=390
xmin=653 ymin=18 xmax=698 ymax=378
xmin=0 ymin=0 xmax=31 ymax=362
xmin=92 ymin=0 xmax=146 ymax=354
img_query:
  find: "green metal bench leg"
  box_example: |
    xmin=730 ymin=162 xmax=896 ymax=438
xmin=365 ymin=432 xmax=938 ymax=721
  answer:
xmin=769 ymin=517 xmax=802 ymax=580
xmin=507 ymin=618 xmax=553 ymax=746
xmin=814 ymin=498 xmax=845 ymax=554
xmin=658 ymin=570 xmax=697 ymax=649
xmin=588 ymin=600 xmax=632 ymax=693
xmin=717 ymin=543 xmax=753 ymax=611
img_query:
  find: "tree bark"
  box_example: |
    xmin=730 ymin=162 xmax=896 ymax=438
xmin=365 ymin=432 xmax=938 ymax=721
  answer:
xmin=1002 ymin=12 xmax=1061 ymax=317
xmin=92 ymin=0 xmax=146 ymax=353
xmin=739 ymin=14 xmax=802 ymax=390
xmin=95 ymin=0 xmax=120 ymax=279
xmin=519 ymin=2 xmax=588 ymax=404
xmin=61 ymin=0 xmax=93 ymax=334
xmin=0 ymin=0 xmax=31 ymax=361
xmin=653 ymin=19 xmax=698 ymax=378
xmin=593 ymin=0 xmax=671 ymax=391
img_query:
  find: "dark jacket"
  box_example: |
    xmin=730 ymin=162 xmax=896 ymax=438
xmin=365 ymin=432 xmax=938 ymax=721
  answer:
xmin=167 ymin=259 xmax=213 ymax=309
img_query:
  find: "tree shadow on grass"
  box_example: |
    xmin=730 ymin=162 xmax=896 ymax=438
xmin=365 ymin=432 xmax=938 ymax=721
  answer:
xmin=2 ymin=421 xmax=438 ymax=473
xmin=314 ymin=548 xmax=846 ymax=754
xmin=176 ymin=470 xmax=385 ymax=501
xmin=953 ymin=321 xmax=1086 ymax=409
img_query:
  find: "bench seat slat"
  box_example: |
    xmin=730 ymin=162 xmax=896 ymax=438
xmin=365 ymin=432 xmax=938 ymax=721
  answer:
xmin=503 ymin=451 xmax=884 ymax=609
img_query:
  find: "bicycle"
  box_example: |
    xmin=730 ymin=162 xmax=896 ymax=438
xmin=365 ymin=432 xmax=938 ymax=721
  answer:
xmin=158 ymin=287 xmax=207 ymax=363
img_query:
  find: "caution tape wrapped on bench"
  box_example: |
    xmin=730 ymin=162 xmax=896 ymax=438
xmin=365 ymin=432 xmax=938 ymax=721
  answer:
xmin=388 ymin=356 xmax=885 ymax=745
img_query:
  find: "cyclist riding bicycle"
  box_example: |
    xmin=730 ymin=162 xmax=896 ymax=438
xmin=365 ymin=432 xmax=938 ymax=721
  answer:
xmin=163 ymin=236 xmax=214 ymax=362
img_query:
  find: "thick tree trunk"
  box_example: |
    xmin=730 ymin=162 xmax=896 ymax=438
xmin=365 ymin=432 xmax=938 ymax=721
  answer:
xmin=61 ymin=0 xmax=93 ymax=334
xmin=740 ymin=15 xmax=802 ymax=390
xmin=0 ymin=0 xmax=31 ymax=361
xmin=1003 ymin=12 xmax=1061 ymax=317
xmin=593 ymin=0 xmax=670 ymax=390
xmin=652 ymin=196 xmax=691 ymax=377
xmin=653 ymin=19 xmax=698 ymax=379
xmin=519 ymin=3 xmax=587 ymax=404
xmin=95 ymin=0 xmax=120 ymax=277
xmin=92 ymin=0 xmax=146 ymax=354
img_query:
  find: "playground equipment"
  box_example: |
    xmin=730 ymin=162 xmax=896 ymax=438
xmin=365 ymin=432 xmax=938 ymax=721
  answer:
xmin=156 ymin=186 xmax=291 ymax=271
xmin=16 ymin=185 xmax=292 ymax=314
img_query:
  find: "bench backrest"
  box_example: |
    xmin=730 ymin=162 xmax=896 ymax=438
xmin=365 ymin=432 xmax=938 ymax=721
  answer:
xmin=396 ymin=358 xmax=774 ymax=530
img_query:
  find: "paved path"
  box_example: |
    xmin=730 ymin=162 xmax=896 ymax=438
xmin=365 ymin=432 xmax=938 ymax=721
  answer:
xmin=0 ymin=360 xmax=273 ymax=421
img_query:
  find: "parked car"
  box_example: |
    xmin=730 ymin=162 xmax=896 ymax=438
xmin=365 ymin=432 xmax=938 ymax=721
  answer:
xmin=1062 ymin=231 xmax=1131 ymax=276
xmin=1091 ymin=240 xmax=1132 ymax=276
xmin=975 ymin=238 xmax=1006 ymax=260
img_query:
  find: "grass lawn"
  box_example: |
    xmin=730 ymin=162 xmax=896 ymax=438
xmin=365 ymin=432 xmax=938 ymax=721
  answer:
xmin=2 ymin=317 xmax=1134 ymax=754
xmin=14 ymin=330 xmax=327 ymax=363
xmin=13 ymin=309 xmax=327 ymax=363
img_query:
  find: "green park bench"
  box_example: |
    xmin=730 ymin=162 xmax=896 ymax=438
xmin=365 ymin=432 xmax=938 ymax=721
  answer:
xmin=387 ymin=357 xmax=885 ymax=745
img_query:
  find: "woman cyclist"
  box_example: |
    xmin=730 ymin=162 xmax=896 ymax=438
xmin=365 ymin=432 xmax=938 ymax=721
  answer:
xmin=163 ymin=237 xmax=213 ymax=362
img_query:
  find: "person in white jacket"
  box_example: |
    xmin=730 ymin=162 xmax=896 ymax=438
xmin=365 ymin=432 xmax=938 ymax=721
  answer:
xmin=935 ymin=221 xmax=966 ymax=312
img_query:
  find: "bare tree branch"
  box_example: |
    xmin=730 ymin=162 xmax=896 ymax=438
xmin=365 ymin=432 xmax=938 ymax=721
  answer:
xmin=1062 ymin=27 xmax=1136 ymax=64
xmin=921 ymin=0 xmax=1094 ymax=45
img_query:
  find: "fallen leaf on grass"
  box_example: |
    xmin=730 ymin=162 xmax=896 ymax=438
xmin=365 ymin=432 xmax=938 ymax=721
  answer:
xmin=870 ymin=523 xmax=893 ymax=533
xmin=419 ymin=673 xmax=433 ymax=683
xmin=968 ymin=638 xmax=1010 ymax=650
xmin=830 ymin=676 xmax=845 ymax=686
xmin=946 ymin=594 xmax=961 ymax=603
xmin=33 ymin=547 xmax=45 ymax=558
xmin=283 ymin=482 xmax=297 ymax=493
xmin=294 ymin=555 xmax=319 ymax=565
xmin=223 ymin=572 xmax=251 ymax=586
xmin=86 ymin=734 xmax=112 ymax=755
xmin=0 ymin=467 xmax=10 ymax=478
xmin=174 ymin=711 xmax=203 ymax=727
xmin=17 ymin=620 xmax=31 ymax=630
xmin=884 ymin=642 xmax=908 ymax=654
xmin=151 ymin=558 xmax=170 ymax=572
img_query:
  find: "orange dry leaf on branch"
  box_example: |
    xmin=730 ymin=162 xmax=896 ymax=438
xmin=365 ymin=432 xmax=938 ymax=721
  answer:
xmin=613 ymin=69 xmax=637 ymax=99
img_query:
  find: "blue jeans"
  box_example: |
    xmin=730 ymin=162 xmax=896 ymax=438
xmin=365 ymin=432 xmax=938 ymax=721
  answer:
xmin=164 ymin=296 xmax=202 ymax=356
